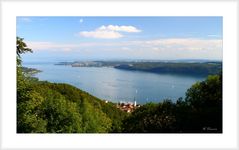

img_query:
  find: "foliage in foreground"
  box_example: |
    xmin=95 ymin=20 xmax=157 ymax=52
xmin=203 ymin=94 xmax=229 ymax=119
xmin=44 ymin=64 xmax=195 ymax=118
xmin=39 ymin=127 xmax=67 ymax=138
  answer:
xmin=17 ymin=80 xmax=127 ymax=133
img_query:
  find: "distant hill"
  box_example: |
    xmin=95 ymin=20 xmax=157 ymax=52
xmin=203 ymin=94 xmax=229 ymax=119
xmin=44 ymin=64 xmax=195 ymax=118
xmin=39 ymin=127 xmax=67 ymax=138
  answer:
xmin=56 ymin=61 xmax=222 ymax=77
xmin=115 ymin=62 xmax=222 ymax=76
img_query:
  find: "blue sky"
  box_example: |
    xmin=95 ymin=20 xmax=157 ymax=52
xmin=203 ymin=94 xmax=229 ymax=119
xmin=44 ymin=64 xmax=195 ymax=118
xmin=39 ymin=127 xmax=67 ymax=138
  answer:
xmin=17 ymin=17 xmax=222 ymax=62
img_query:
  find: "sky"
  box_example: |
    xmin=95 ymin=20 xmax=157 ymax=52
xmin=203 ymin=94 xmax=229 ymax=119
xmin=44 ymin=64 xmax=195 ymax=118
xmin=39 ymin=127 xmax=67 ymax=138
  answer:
xmin=16 ymin=17 xmax=223 ymax=62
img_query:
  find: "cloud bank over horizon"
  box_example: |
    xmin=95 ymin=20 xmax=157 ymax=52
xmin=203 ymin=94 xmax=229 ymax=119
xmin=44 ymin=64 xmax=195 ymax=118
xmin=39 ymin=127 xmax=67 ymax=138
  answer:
xmin=25 ymin=37 xmax=222 ymax=60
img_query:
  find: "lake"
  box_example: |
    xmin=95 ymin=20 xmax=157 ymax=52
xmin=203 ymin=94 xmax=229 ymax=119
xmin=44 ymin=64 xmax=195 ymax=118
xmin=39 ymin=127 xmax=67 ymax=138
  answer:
xmin=24 ymin=62 xmax=205 ymax=104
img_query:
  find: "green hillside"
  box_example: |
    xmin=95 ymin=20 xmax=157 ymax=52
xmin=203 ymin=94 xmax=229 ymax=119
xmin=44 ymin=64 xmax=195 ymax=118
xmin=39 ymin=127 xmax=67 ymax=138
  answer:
xmin=17 ymin=79 xmax=127 ymax=133
xmin=115 ymin=62 xmax=222 ymax=77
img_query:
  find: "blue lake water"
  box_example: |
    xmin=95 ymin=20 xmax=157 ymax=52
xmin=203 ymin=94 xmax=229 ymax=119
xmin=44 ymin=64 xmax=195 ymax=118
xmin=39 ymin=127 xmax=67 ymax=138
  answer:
xmin=24 ymin=62 xmax=205 ymax=104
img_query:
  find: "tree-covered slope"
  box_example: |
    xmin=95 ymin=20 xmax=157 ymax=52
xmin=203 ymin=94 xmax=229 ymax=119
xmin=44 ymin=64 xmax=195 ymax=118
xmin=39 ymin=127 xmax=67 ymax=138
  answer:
xmin=17 ymin=80 xmax=127 ymax=133
xmin=115 ymin=62 xmax=222 ymax=76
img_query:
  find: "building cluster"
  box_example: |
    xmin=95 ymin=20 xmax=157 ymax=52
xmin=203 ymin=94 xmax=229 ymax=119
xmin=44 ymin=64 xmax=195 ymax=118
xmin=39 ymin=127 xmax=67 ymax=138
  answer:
xmin=116 ymin=101 xmax=140 ymax=113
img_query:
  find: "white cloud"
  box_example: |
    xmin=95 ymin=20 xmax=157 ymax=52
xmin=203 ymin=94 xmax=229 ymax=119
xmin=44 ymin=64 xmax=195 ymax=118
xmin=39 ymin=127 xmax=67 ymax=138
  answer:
xmin=121 ymin=47 xmax=131 ymax=50
xmin=98 ymin=25 xmax=141 ymax=33
xmin=79 ymin=30 xmax=123 ymax=39
xmin=142 ymin=38 xmax=222 ymax=51
xmin=207 ymin=34 xmax=220 ymax=37
xmin=26 ymin=41 xmax=79 ymax=52
xmin=27 ymin=38 xmax=222 ymax=52
xmin=26 ymin=38 xmax=222 ymax=59
xmin=78 ymin=25 xmax=141 ymax=39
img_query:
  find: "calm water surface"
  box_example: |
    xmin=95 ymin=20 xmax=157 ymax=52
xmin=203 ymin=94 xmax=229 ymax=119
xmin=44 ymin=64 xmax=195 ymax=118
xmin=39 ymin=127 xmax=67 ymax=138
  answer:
xmin=24 ymin=62 xmax=205 ymax=104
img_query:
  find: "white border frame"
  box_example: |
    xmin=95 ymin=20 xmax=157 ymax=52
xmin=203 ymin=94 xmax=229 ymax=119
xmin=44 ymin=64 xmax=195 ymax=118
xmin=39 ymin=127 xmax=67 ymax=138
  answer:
xmin=0 ymin=0 xmax=238 ymax=149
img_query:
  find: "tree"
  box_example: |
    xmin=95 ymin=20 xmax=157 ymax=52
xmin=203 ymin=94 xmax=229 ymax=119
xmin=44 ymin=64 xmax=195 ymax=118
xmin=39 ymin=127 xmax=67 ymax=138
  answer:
xmin=79 ymin=98 xmax=112 ymax=133
xmin=122 ymin=101 xmax=177 ymax=133
xmin=16 ymin=36 xmax=47 ymax=133
xmin=40 ymin=89 xmax=83 ymax=133
xmin=17 ymin=90 xmax=47 ymax=133
xmin=185 ymin=74 xmax=222 ymax=132
xmin=17 ymin=37 xmax=32 ymax=57
xmin=17 ymin=36 xmax=32 ymax=94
